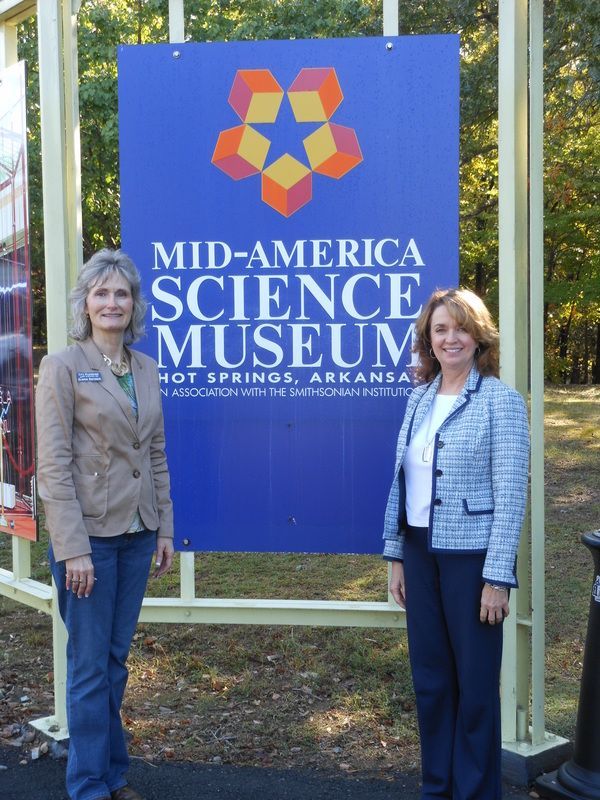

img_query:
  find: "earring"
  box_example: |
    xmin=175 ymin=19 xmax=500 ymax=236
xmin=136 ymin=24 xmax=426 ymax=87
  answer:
xmin=474 ymin=346 xmax=481 ymax=358
xmin=429 ymin=348 xmax=437 ymax=360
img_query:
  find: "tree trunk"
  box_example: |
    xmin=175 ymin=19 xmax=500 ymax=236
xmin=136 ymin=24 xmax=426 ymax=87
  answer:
xmin=137 ymin=0 xmax=143 ymax=45
xmin=593 ymin=323 xmax=600 ymax=384
xmin=474 ymin=262 xmax=485 ymax=295
xmin=558 ymin=303 xmax=575 ymax=383
xmin=583 ymin=323 xmax=589 ymax=383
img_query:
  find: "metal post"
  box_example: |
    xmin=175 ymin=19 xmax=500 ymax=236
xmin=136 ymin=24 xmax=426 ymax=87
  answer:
xmin=0 ymin=18 xmax=17 ymax=63
xmin=500 ymin=2 xmax=571 ymax=781
xmin=180 ymin=552 xmax=195 ymax=601
xmin=529 ymin=0 xmax=546 ymax=748
xmin=167 ymin=0 xmax=193 ymax=604
xmin=38 ymin=0 xmax=81 ymax=352
xmin=383 ymin=0 xmax=399 ymax=612
xmin=30 ymin=0 xmax=82 ymax=737
xmin=30 ymin=579 xmax=69 ymax=737
xmin=62 ymin=0 xmax=82 ymax=278
xmin=536 ymin=532 xmax=600 ymax=798
xmin=168 ymin=0 xmax=184 ymax=43
xmin=498 ymin=0 xmax=529 ymax=745
xmin=382 ymin=0 xmax=399 ymax=36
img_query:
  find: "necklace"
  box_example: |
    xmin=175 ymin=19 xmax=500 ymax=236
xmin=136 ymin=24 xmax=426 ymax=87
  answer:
xmin=101 ymin=352 xmax=129 ymax=377
xmin=421 ymin=395 xmax=457 ymax=463
xmin=422 ymin=420 xmax=436 ymax=463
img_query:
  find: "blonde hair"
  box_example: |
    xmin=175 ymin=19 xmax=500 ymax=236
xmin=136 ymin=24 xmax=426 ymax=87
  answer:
xmin=413 ymin=288 xmax=499 ymax=383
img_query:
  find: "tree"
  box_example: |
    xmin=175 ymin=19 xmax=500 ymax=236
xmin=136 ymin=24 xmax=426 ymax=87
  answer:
xmin=17 ymin=0 xmax=600 ymax=381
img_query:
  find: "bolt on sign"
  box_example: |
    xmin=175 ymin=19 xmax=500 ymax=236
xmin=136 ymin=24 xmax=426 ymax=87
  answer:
xmin=0 ymin=62 xmax=37 ymax=541
xmin=118 ymin=35 xmax=459 ymax=554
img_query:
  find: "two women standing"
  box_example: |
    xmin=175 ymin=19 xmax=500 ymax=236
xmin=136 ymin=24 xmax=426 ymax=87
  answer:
xmin=36 ymin=262 xmax=528 ymax=800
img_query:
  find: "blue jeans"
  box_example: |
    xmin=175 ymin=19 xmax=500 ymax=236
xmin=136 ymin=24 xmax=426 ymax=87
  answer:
xmin=50 ymin=530 xmax=156 ymax=800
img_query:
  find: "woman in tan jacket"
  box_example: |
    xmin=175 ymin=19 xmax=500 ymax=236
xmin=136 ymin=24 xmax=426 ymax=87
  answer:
xmin=36 ymin=249 xmax=174 ymax=800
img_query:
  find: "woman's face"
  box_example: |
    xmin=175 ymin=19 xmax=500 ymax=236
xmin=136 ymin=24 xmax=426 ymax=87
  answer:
xmin=429 ymin=303 xmax=477 ymax=375
xmin=85 ymin=272 xmax=134 ymax=339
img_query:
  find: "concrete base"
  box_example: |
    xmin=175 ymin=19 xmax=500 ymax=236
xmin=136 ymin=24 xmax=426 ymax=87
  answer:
xmin=536 ymin=763 xmax=600 ymax=799
xmin=29 ymin=715 xmax=69 ymax=742
xmin=502 ymin=733 xmax=572 ymax=786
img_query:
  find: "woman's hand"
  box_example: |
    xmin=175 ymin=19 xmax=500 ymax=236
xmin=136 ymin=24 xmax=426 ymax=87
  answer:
xmin=153 ymin=536 xmax=174 ymax=578
xmin=64 ymin=555 xmax=95 ymax=598
xmin=480 ymin=583 xmax=509 ymax=625
xmin=389 ymin=561 xmax=406 ymax=609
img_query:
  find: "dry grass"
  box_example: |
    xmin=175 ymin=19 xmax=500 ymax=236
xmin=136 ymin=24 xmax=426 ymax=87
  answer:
xmin=1 ymin=385 xmax=598 ymax=775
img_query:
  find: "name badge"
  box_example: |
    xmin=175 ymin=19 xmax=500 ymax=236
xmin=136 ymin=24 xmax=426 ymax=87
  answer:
xmin=77 ymin=371 xmax=102 ymax=382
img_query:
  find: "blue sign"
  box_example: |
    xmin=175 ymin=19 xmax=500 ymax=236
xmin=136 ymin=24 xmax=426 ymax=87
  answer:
xmin=118 ymin=35 xmax=459 ymax=554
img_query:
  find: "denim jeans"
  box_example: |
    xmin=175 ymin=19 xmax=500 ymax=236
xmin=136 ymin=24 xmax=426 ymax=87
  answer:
xmin=50 ymin=530 xmax=156 ymax=800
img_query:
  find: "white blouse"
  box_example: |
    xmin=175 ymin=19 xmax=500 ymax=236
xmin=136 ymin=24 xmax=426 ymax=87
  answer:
xmin=404 ymin=394 xmax=457 ymax=527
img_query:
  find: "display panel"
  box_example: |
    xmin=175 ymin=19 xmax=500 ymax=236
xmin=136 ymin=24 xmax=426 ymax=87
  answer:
xmin=0 ymin=61 xmax=37 ymax=541
xmin=118 ymin=36 xmax=459 ymax=553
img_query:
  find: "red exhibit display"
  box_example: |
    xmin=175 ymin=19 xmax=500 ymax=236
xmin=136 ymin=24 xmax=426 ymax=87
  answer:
xmin=0 ymin=62 xmax=37 ymax=541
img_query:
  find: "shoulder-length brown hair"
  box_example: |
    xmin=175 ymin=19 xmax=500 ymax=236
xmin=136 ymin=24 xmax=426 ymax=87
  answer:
xmin=413 ymin=288 xmax=499 ymax=383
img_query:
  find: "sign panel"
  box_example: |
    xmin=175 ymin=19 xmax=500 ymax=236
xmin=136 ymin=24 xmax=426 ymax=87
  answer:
xmin=0 ymin=62 xmax=37 ymax=541
xmin=118 ymin=35 xmax=459 ymax=553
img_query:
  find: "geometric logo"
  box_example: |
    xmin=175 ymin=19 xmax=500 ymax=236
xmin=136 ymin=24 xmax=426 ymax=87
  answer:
xmin=211 ymin=67 xmax=363 ymax=217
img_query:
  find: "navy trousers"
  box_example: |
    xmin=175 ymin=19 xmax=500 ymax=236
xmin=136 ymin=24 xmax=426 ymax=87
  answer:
xmin=403 ymin=526 xmax=504 ymax=800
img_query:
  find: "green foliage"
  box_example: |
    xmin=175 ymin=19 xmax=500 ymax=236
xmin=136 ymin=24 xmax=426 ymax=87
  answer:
xmin=17 ymin=0 xmax=600 ymax=380
xmin=540 ymin=0 xmax=600 ymax=381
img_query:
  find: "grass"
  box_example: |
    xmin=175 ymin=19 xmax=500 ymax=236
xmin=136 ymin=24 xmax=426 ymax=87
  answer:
xmin=541 ymin=385 xmax=600 ymax=740
xmin=1 ymin=384 xmax=598 ymax=774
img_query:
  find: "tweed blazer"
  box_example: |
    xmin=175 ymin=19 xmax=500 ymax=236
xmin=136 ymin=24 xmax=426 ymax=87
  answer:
xmin=36 ymin=337 xmax=174 ymax=562
xmin=382 ymin=366 xmax=529 ymax=586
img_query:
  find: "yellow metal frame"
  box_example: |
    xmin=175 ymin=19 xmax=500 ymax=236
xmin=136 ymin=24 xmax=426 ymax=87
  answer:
xmin=0 ymin=0 xmax=566 ymax=761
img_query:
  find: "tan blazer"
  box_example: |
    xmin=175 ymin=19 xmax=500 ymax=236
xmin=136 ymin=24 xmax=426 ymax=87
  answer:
xmin=36 ymin=337 xmax=174 ymax=562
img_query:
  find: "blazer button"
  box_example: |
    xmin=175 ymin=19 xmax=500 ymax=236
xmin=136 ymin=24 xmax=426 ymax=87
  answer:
xmin=133 ymin=442 xmax=140 ymax=450
xmin=133 ymin=469 xmax=141 ymax=478
xmin=435 ymin=469 xmax=443 ymax=477
xmin=433 ymin=498 xmax=442 ymax=506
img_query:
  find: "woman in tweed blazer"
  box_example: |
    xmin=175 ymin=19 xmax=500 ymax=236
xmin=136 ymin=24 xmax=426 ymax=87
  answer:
xmin=383 ymin=288 xmax=529 ymax=800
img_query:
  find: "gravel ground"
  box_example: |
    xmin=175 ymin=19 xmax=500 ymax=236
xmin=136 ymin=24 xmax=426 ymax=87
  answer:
xmin=0 ymin=740 xmax=537 ymax=800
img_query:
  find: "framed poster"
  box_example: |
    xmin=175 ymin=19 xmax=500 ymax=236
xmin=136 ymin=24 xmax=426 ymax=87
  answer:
xmin=0 ymin=62 xmax=37 ymax=541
